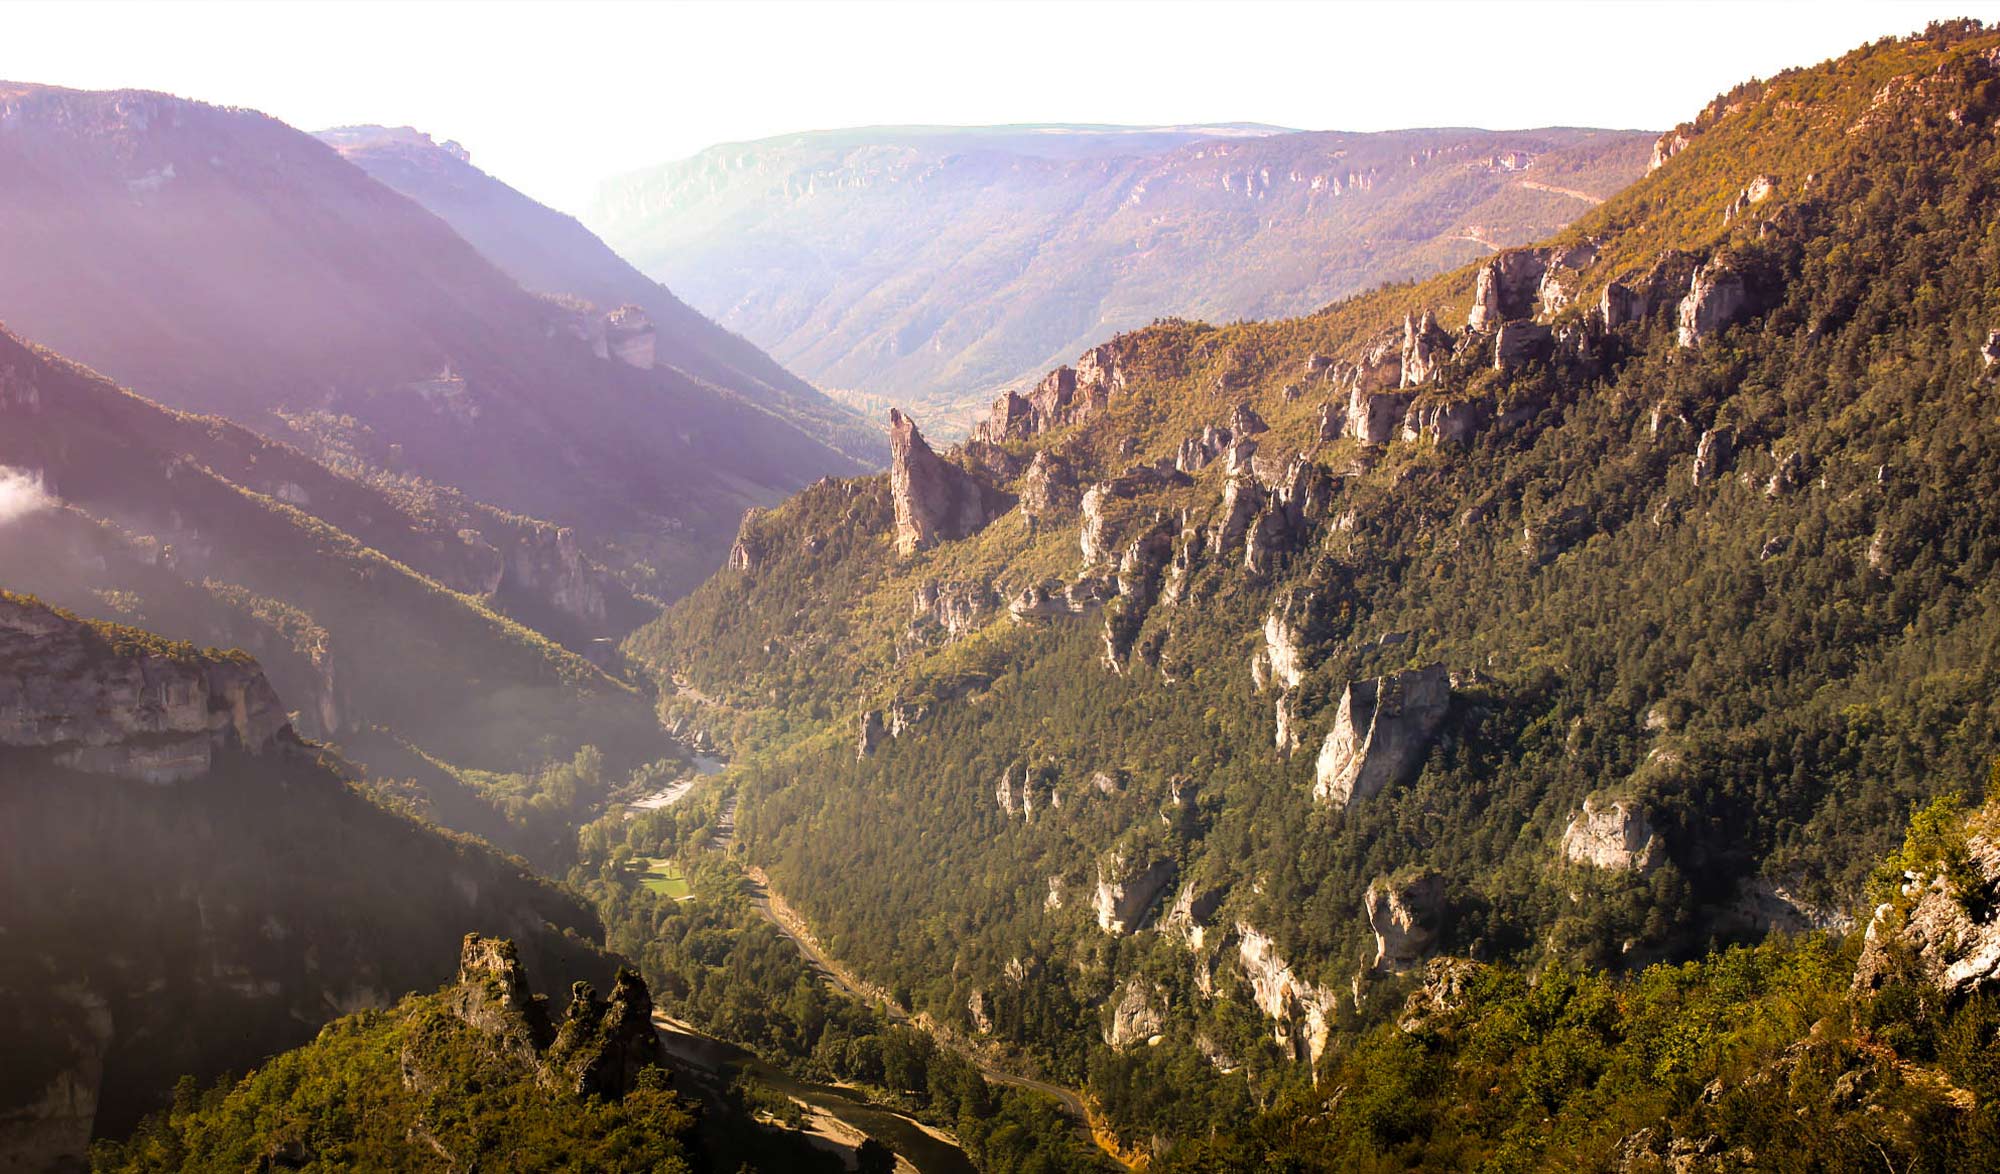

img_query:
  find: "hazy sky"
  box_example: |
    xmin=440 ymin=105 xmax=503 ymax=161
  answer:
xmin=5 ymin=0 xmax=1996 ymax=214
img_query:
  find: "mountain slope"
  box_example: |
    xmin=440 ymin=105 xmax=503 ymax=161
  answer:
xmin=0 ymin=594 xmax=620 ymax=1165
xmin=624 ymin=21 xmax=2000 ymax=1161
xmin=317 ymin=124 xmax=881 ymax=467
xmin=590 ymin=123 xmax=1653 ymax=429
xmin=0 ymin=82 xmax=867 ymax=598
xmin=0 ymin=323 xmax=666 ymax=855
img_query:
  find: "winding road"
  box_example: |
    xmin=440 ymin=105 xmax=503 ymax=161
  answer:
xmin=738 ymin=865 xmax=1092 ymax=1121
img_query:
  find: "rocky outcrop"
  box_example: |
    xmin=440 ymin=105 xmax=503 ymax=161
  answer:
xmin=1401 ymin=399 xmax=1486 ymax=446
xmin=1400 ymin=311 xmax=1453 ymax=387
xmin=1560 ymin=796 xmax=1665 ymax=872
xmin=1492 ymin=321 xmax=1553 ymax=371
xmin=1104 ymin=979 xmax=1168 ymax=1050
xmin=1237 ymin=924 xmax=1339 ymax=1064
xmin=446 ymin=934 xmax=662 ymax=1100
xmin=856 ymin=709 xmax=886 ymax=759
xmin=974 ymin=345 xmax=1126 ymax=442
xmin=449 ymin=932 xmax=554 ymax=1066
xmin=1316 ymin=400 xmax=1344 ymax=441
xmin=726 ymin=509 xmax=763 ymax=573
xmin=499 ymin=525 xmax=608 ymax=626
xmin=601 ymin=304 xmax=657 ymax=369
xmin=1467 ymin=249 xmax=1549 ymax=330
xmin=1648 ymin=128 xmax=1693 ymax=174
xmin=0 ymin=592 xmax=292 ymax=783
xmin=1313 ymin=664 xmax=1451 ymax=806
xmin=1229 ymin=402 xmax=1268 ymax=436
xmin=1007 ymin=575 xmax=1113 ymax=622
xmin=1723 ymin=174 xmax=1776 ymax=223
xmin=1600 ymin=251 xmax=1703 ymax=329
xmin=1677 ymin=259 xmax=1752 ymax=346
xmin=1258 ymin=588 xmax=1326 ymax=692
xmin=1346 ymin=383 xmax=1417 ymax=446
xmin=912 ymin=579 xmax=993 ymax=638
xmin=1164 ymin=881 xmax=1225 ymax=951
xmin=1692 ymin=427 xmax=1735 ymax=486
xmin=994 ymin=762 xmax=1051 ymax=820
xmin=889 ymin=410 xmax=1003 ymax=556
xmin=1017 ymin=450 xmax=1079 ymax=518
xmin=545 ymin=970 xmax=664 ymax=1100
xmin=1856 ymin=827 xmax=2000 ymax=996
xmin=1365 ymin=872 xmax=1445 ymax=972
xmin=1096 ymin=847 xmax=1176 ymax=935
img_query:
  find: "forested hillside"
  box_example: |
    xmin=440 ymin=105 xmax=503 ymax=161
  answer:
xmin=624 ymin=22 xmax=2000 ymax=1166
xmin=0 ymin=326 xmax=669 ymax=857
xmin=318 ymin=124 xmax=881 ymax=466
xmin=0 ymin=82 xmax=866 ymax=599
xmin=592 ymin=123 xmax=1651 ymax=429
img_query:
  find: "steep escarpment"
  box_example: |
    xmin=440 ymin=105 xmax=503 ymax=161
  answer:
xmin=0 ymin=600 xmax=618 ymax=1168
xmin=0 ymin=327 xmax=666 ymax=846
xmin=627 ymin=22 xmax=2000 ymax=1161
xmin=592 ymin=123 xmax=1652 ymax=426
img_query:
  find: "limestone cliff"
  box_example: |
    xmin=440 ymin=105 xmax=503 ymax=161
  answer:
xmin=1312 ymin=664 xmax=1451 ymax=806
xmin=0 ymin=592 xmax=291 ymax=783
xmin=888 ymin=410 xmax=1005 ymax=556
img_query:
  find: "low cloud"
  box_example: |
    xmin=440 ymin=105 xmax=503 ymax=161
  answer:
xmin=0 ymin=465 xmax=52 ymax=526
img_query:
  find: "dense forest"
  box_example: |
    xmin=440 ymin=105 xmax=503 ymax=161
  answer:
xmin=620 ymin=22 xmax=2000 ymax=1164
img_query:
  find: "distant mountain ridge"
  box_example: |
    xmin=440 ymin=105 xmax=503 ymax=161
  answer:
xmin=317 ymin=123 xmax=881 ymax=466
xmin=589 ymin=122 xmax=1654 ymax=432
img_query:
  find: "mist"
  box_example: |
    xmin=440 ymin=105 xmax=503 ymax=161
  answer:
xmin=0 ymin=465 xmax=52 ymax=525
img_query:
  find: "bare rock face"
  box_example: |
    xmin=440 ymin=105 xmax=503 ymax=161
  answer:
xmin=1365 ymin=872 xmax=1445 ymax=972
xmin=1560 ymin=796 xmax=1665 ymax=872
xmin=975 ymin=346 xmax=1126 ymax=442
xmin=1236 ymin=924 xmax=1340 ymax=1064
xmin=1601 ymin=251 xmax=1702 ymax=329
xmin=1346 ymin=383 xmax=1416 ymax=446
xmin=1262 ymin=589 xmax=1325 ymax=691
xmin=1400 ymin=311 xmax=1453 ymax=387
xmin=912 ymin=579 xmax=993 ymax=638
xmin=1677 ymin=259 xmax=1752 ymax=347
xmin=1096 ymin=848 xmax=1176 ymax=935
xmin=1692 ymin=427 xmax=1735 ymax=486
xmin=449 ymin=933 xmax=554 ymax=1066
xmin=1007 ymin=575 xmax=1113 ymax=622
xmin=546 ymin=969 xmax=664 ymax=1100
xmin=0 ymin=593 xmax=291 ymax=783
xmin=1402 ymin=399 xmax=1485 ymax=446
xmin=1648 ymin=128 xmax=1693 ymax=174
xmin=1492 ymin=321 xmax=1554 ymax=371
xmin=888 ymin=409 xmax=1001 ymax=556
xmin=1467 ymin=248 xmax=1549 ymax=330
xmin=1313 ymin=664 xmax=1451 ymax=807
xmin=1397 ymin=958 xmax=1483 ymax=1035
xmin=1104 ymin=978 xmax=1168 ymax=1050
xmin=1229 ymin=402 xmax=1269 ymax=436
xmin=1018 ymin=450 xmax=1079 ymax=518
xmin=726 ymin=508 xmax=763 ymax=573
xmin=1856 ymin=830 xmax=2000 ymax=996
xmin=602 ymin=304 xmax=656 ymax=369
xmin=1316 ymin=401 xmax=1344 ymax=441
xmin=856 ymin=709 xmax=886 ymax=759
xmin=501 ymin=525 xmax=608 ymax=627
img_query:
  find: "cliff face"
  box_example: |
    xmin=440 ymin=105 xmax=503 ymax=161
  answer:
xmin=0 ymin=593 xmax=290 ymax=783
xmin=0 ymin=606 xmax=616 ymax=1166
xmin=1313 ymin=665 xmax=1451 ymax=807
xmin=888 ymin=409 xmax=1007 ymax=556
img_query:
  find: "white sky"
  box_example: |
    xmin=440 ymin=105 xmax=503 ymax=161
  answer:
xmin=3 ymin=1 xmax=1995 ymax=214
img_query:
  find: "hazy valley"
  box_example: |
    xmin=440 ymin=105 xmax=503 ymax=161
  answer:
xmin=7 ymin=12 xmax=2000 ymax=1174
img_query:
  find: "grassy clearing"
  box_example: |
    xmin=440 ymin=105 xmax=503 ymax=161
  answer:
xmin=637 ymin=857 xmax=694 ymax=901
